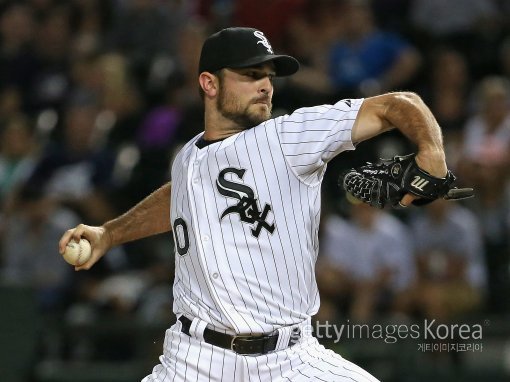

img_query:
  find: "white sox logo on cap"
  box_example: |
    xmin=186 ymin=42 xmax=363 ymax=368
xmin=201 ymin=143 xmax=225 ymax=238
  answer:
xmin=198 ymin=27 xmax=299 ymax=76
xmin=254 ymin=30 xmax=274 ymax=54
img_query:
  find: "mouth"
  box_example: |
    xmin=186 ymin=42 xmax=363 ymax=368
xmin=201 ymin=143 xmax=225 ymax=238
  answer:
xmin=254 ymin=99 xmax=271 ymax=107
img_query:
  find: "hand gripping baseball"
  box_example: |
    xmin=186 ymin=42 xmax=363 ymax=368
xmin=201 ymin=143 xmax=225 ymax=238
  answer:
xmin=339 ymin=153 xmax=474 ymax=209
xmin=58 ymin=224 xmax=111 ymax=270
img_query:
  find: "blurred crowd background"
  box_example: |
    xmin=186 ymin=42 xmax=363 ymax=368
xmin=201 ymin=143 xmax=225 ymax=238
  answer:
xmin=0 ymin=0 xmax=509 ymax=381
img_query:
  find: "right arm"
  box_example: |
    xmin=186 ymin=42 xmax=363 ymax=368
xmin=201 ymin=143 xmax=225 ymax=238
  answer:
xmin=352 ymin=92 xmax=445 ymax=158
xmin=59 ymin=182 xmax=172 ymax=270
xmin=351 ymin=92 xmax=448 ymax=206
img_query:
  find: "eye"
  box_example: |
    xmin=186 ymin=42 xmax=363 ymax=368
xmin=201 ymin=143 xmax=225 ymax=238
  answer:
xmin=242 ymin=70 xmax=275 ymax=83
xmin=246 ymin=71 xmax=261 ymax=79
xmin=246 ymin=71 xmax=275 ymax=83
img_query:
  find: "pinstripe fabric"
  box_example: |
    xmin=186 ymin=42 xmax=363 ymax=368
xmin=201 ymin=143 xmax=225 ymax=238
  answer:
xmin=142 ymin=321 xmax=379 ymax=381
xmin=143 ymin=98 xmax=380 ymax=381
xmin=171 ymin=98 xmax=362 ymax=335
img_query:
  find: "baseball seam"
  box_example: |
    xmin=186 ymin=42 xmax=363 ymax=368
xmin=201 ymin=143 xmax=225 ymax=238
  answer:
xmin=77 ymin=241 xmax=83 ymax=265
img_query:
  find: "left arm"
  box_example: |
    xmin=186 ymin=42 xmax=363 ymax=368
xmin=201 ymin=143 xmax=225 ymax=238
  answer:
xmin=351 ymin=92 xmax=447 ymax=204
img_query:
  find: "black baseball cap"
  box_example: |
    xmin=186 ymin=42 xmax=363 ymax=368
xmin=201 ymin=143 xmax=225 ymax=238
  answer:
xmin=199 ymin=27 xmax=300 ymax=77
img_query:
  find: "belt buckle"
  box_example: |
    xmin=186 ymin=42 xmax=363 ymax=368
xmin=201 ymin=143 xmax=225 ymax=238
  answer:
xmin=289 ymin=327 xmax=301 ymax=346
xmin=230 ymin=335 xmax=264 ymax=355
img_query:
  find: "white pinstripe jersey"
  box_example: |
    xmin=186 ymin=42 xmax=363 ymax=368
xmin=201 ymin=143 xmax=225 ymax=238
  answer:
xmin=170 ymin=98 xmax=363 ymax=335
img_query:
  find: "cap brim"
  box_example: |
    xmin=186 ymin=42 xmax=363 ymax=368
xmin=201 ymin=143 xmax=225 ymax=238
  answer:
xmin=229 ymin=54 xmax=300 ymax=77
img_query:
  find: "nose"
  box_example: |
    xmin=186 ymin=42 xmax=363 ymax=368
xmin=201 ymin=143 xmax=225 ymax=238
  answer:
xmin=260 ymin=76 xmax=273 ymax=95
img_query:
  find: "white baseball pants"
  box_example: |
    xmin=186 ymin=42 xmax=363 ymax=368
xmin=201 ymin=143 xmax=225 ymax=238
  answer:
xmin=142 ymin=319 xmax=380 ymax=382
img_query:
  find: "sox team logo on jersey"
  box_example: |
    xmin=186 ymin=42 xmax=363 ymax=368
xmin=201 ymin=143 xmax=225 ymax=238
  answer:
xmin=216 ymin=167 xmax=275 ymax=238
xmin=254 ymin=31 xmax=274 ymax=54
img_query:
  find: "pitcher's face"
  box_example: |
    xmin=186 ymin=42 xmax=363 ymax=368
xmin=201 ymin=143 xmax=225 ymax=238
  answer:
xmin=216 ymin=64 xmax=275 ymax=128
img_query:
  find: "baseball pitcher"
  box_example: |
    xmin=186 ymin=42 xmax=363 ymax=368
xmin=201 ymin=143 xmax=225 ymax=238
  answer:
xmin=59 ymin=27 xmax=468 ymax=381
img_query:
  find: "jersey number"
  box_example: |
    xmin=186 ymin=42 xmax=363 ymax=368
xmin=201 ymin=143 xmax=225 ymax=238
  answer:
xmin=173 ymin=218 xmax=189 ymax=256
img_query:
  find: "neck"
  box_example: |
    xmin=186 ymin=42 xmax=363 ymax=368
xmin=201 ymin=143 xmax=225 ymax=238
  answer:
xmin=203 ymin=107 xmax=243 ymax=140
xmin=203 ymin=127 xmax=240 ymax=141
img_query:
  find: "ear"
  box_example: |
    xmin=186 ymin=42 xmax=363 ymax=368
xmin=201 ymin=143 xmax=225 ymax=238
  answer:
xmin=199 ymin=72 xmax=218 ymax=97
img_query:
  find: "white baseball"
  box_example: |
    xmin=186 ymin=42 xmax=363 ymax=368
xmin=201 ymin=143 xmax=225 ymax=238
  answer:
xmin=63 ymin=238 xmax=92 ymax=266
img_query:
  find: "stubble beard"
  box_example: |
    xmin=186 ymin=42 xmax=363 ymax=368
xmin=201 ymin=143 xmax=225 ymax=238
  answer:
xmin=217 ymin=83 xmax=272 ymax=129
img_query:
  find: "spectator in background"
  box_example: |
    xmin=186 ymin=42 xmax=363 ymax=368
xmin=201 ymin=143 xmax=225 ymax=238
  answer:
xmin=274 ymin=0 xmax=345 ymax=109
xmin=457 ymin=76 xmax=510 ymax=313
xmin=0 ymin=87 xmax=24 ymax=122
xmin=0 ymin=115 xmax=39 ymax=206
xmin=105 ymin=0 xmax=182 ymax=85
xmin=66 ymin=52 xmax=144 ymax=211
xmin=396 ymin=199 xmax=486 ymax=321
xmin=288 ymin=0 xmax=421 ymax=102
xmin=460 ymin=76 xmax=510 ymax=173
xmin=131 ymin=79 xmax=182 ymax=197
xmin=168 ymin=21 xmax=207 ymax=114
xmin=499 ymin=36 xmax=510 ymax=78
xmin=117 ymin=22 xmax=208 ymax=205
xmin=0 ymin=2 xmax=37 ymax=114
xmin=25 ymin=99 xmax=117 ymax=224
xmin=458 ymin=76 xmax=510 ymax=204
xmin=409 ymin=0 xmax=502 ymax=77
xmin=67 ymin=53 xmax=102 ymax=111
xmin=328 ymin=0 xmax=421 ymax=98
xmin=317 ymin=201 xmax=414 ymax=322
xmin=69 ymin=0 xmax=113 ymax=59
xmin=287 ymin=0 xmax=344 ymax=65
xmin=410 ymin=0 xmax=498 ymax=42
xmin=421 ymin=48 xmax=471 ymax=135
xmin=164 ymin=21 xmax=208 ymax=144
xmin=232 ymin=0 xmax=307 ymax=50
xmin=28 ymin=3 xmax=74 ymax=114
xmin=415 ymin=48 xmax=472 ymax=172
xmin=371 ymin=0 xmax=412 ymax=34
xmin=95 ymin=53 xmax=144 ymax=150
xmin=0 ymin=183 xmax=78 ymax=311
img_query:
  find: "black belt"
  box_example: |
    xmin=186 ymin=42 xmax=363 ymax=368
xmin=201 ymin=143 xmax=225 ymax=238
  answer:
xmin=178 ymin=316 xmax=300 ymax=355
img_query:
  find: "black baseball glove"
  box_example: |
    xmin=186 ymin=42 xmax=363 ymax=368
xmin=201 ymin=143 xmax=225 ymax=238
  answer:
xmin=339 ymin=153 xmax=474 ymax=209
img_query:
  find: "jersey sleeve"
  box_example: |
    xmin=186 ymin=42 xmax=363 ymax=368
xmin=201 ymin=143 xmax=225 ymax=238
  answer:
xmin=277 ymin=98 xmax=363 ymax=183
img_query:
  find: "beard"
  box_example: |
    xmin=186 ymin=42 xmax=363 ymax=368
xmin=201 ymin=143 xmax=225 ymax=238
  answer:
xmin=217 ymin=82 xmax=272 ymax=128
